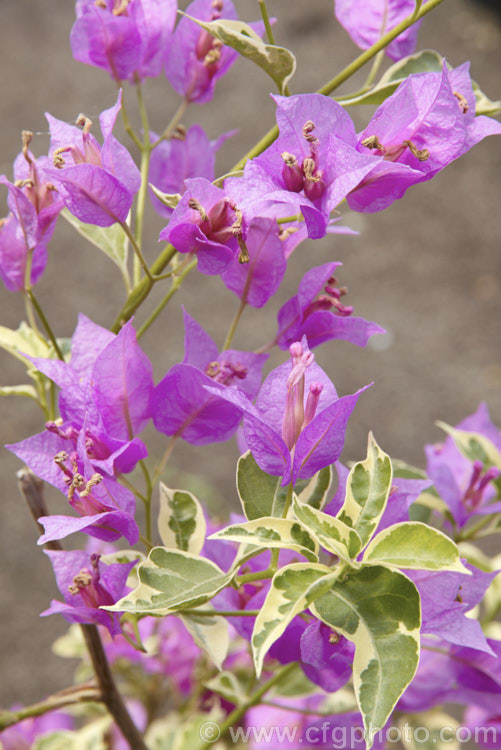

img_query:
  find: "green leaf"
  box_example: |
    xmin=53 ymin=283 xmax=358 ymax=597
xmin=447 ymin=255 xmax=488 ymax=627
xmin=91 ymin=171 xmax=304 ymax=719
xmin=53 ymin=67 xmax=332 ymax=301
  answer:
xmin=106 ymin=548 xmax=234 ymax=615
xmin=295 ymin=465 xmax=333 ymax=510
xmin=436 ymin=421 xmax=501 ymax=469
xmin=209 ymin=518 xmax=319 ymax=562
xmin=237 ymin=452 xmax=331 ymax=520
xmin=52 ymin=624 xmax=86 ymax=660
xmin=0 ymin=384 xmax=38 ymax=400
xmin=205 ymin=670 xmax=252 ymax=706
xmin=311 ymin=565 xmax=420 ymax=744
xmin=411 ymin=489 xmax=451 ymax=517
xmin=363 ymin=522 xmax=469 ymax=572
xmin=338 ymin=49 xmax=443 ymax=107
xmin=337 ymin=433 xmax=393 ymax=548
xmin=33 ymin=719 xmax=111 ymax=750
xmin=182 ymin=15 xmax=296 ymax=95
xmin=61 ymin=208 xmax=130 ymax=290
xmin=236 ymin=450 xmax=289 ymax=520
xmin=145 ymin=709 xmax=224 ymax=750
xmin=158 ymin=483 xmax=206 ymax=555
xmin=252 ymin=562 xmax=335 ymax=677
xmin=180 ymin=609 xmax=229 ymax=670
xmin=269 ymin=662 xmax=322 ymax=698
xmin=398 ymin=712 xmax=460 ymax=750
xmin=292 ymin=497 xmax=362 ymax=562
xmin=0 ymin=321 xmax=51 ymax=365
xmin=472 ymin=79 xmax=501 ymax=117
xmin=392 ymin=458 xmax=428 ymax=480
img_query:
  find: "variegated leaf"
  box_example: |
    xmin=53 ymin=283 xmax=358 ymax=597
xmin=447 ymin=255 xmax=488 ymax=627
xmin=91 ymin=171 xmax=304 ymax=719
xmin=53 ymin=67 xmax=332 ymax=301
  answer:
xmin=292 ymin=496 xmax=362 ymax=562
xmin=158 ymin=483 xmax=206 ymax=555
xmin=311 ymin=564 xmax=420 ymax=745
xmin=181 ymin=16 xmax=296 ymax=95
xmin=106 ymin=548 xmax=234 ymax=615
xmin=436 ymin=421 xmax=501 ymax=469
xmin=337 ymin=433 xmax=393 ymax=548
xmin=208 ymin=518 xmax=319 ymax=562
xmin=181 ymin=608 xmax=229 ymax=670
xmin=252 ymin=562 xmax=335 ymax=677
xmin=363 ymin=522 xmax=469 ymax=572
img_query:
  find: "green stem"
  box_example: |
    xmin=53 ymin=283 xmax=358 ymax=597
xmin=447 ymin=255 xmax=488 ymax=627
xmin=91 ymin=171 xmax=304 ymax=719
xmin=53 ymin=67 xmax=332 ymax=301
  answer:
xmin=28 ymin=290 xmax=65 ymax=360
xmin=236 ymin=567 xmax=275 ymax=586
xmin=119 ymin=475 xmax=148 ymax=505
xmin=48 ymin=380 xmax=57 ymax=421
xmin=179 ymin=609 xmax=261 ymax=617
xmin=276 ymin=214 xmax=302 ymax=224
xmin=133 ymin=78 xmax=152 ymax=286
xmin=139 ymin=459 xmax=153 ymax=546
xmin=232 ymin=0 xmax=446 ymax=171
xmin=23 ymin=248 xmax=41 ymax=335
xmin=258 ymin=0 xmax=291 ymax=95
xmin=281 ymin=482 xmax=294 ymax=519
xmin=455 ymin=513 xmax=497 ymax=543
xmin=24 ymin=292 xmax=39 ymax=337
xmin=136 ymin=258 xmax=197 ymax=339
xmin=120 ymin=89 xmax=142 ymax=150
xmin=262 ymin=700 xmax=341 ymax=717
xmin=152 ymin=100 xmax=189 ymax=148
xmin=120 ymin=221 xmax=154 ymax=282
xmin=139 ymin=533 xmax=153 ymax=551
xmin=270 ymin=482 xmax=294 ymax=570
xmin=151 ymin=436 xmax=178 ymax=486
xmin=317 ymin=0 xmax=445 ymax=96
xmin=363 ymin=48 xmax=385 ymax=89
xmin=199 ymin=663 xmax=297 ymax=750
xmin=111 ymin=244 xmax=178 ymax=332
xmin=0 ymin=685 xmax=101 ymax=731
xmin=222 ymin=297 xmax=247 ymax=351
xmin=258 ymin=0 xmax=276 ymax=45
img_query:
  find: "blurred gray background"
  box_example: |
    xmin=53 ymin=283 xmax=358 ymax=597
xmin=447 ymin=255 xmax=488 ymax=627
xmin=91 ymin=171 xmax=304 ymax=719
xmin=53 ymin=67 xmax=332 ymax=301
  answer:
xmin=0 ymin=0 xmax=500 ymax=708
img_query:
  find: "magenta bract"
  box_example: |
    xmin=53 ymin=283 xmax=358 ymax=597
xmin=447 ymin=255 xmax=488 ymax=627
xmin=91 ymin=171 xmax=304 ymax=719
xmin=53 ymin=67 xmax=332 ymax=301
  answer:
xmin=71 ymin=0 xmax=177 ymax=82
xmin=206 ymin=340 xmax=369 ymax=485
xmin=425 ymin=403 xmax=501 ymax=528
xmin=348 ymin=63 xmax=501 ymax=212
xmin=149 ymin=125 xmax=235 ymax=219
xmin=0 ymin=146 xmax=62 ymax=291
xmin=45 ymin=92 xmax=140 ymax=227
xmin=276 ymin=262 xmax=385 ymax=349
xmin=153 ymin=309 xmax=268 ymax=445
xmin=235 ymin=94 xmax=375 ymax=239
xmin=334 ymin=0 xmax=428 ymax=62
xmin=159 ymin=177 xmax=243 ymax=275
xmin=42 ymin=550 xmax=137 ymax=636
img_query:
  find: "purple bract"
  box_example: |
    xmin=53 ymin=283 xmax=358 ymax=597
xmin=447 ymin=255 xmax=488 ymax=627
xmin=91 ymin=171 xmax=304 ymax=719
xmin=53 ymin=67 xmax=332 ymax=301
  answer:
xmin=205 ymin=339 xmax=369 ymax=485
xmin=153 ymin=309 xmax=268 ymax=445
xmin=334 ymin=0 xmax=428 ymax=61
xmin=71 ymin=0 xmax=177 ymax=82
xmin=276 ymin=262 xmax=385 ymax=349
xmin=45 ymin=91 xmax=141 ymax=226
xmin=42 ymin=550 xmax=136 ymax=636
xmin=348 ymin=63 xmax=501 ymax=212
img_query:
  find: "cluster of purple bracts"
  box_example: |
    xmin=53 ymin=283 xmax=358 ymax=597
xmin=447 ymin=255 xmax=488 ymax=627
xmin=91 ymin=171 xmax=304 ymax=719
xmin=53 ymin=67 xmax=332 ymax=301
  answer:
xmin=2 ymin=0 xmax=501 ymax=746
xmin=3 ymin=50 xmax=501 ymax=290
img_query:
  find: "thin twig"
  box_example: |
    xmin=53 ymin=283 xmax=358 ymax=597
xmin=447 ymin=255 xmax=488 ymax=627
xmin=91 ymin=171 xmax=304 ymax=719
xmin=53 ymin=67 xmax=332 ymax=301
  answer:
xmin=17 ymin=468 xmax=148 ymax=750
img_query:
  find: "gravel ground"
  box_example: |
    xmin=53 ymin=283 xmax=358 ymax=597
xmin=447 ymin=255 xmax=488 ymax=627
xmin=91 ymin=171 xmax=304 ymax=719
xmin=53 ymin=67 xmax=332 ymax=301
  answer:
xmin=0 ymin=0 xmax=500 ymax=709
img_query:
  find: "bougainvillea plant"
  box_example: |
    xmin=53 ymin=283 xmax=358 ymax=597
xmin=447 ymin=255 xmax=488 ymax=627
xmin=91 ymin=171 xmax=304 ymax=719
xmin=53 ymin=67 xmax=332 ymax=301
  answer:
xmin=1 ymin=1 xmax=501 ymax=749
